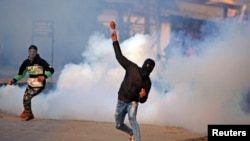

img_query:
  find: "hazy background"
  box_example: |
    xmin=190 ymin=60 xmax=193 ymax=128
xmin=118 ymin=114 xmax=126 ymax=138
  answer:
xmin=0 ymin=0 xmax=250 ymax=133
xmin=0 ymin=0 xmax=107 ymax=71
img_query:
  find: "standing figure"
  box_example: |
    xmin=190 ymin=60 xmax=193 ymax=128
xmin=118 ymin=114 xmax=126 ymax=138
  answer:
xmin=8 ymin=45 xmax=54 ymax=121
xmin=111 ymin=30 xmax=155 ymax=141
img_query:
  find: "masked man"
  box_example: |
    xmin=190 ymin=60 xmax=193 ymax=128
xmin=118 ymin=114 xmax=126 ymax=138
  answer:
xmin=111 ymin=31 xmax=155 ymax=141
xmin=8 ymin=45 xmax=54 ymax=121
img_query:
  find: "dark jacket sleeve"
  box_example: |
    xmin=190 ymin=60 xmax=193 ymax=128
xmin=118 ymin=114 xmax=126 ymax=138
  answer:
xmin=13 ymin=60 xmax=28 ymax=83
xmin=41 ymin=59 xmax=54 ymax=78
xmin=139 ymin=79 xmax=152 ymax=103
xmin=112 ymin=41 xmax=132 ymax=70
xmin=17 ymin=60 xmax=28 ymax=75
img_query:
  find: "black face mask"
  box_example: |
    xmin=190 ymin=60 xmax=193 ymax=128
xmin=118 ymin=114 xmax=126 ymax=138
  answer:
xmin=141 ymin=58 xmax=155 ymax=77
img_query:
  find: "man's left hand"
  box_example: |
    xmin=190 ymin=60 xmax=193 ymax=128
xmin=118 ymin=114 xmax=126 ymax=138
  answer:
xmin=139 ymin=88 xmax=146 ymax=98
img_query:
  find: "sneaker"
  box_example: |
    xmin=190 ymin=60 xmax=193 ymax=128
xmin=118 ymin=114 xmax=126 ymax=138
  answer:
xmin=20 ymin=111 xmax=34 ymax=121
xmin=129 ymin=135 xmax=135 ymax=141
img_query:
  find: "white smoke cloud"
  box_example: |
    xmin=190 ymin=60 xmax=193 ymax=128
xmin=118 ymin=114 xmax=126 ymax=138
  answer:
xmin=139 ymin=22 xmax=250 ymax=132
xmin=1 ymin=22 xmax=250 ymax=134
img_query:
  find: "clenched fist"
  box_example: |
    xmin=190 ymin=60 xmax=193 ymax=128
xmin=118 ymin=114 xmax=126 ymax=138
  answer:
xmin=139 ymin=88 xmax=146 ymax=98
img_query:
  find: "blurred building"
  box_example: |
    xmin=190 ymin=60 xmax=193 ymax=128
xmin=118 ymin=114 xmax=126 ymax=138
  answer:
xmin=0 ymin=0 xmax=249 ymax=79
xmin=97 ymin=0 xmax=249 ymax=60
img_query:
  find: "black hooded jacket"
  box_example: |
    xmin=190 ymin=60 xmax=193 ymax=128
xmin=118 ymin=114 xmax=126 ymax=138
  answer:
xmin=113 ymin=41 xmax=152 ymax=103
xmin=13 ymin=54 xmax=54 ymax=88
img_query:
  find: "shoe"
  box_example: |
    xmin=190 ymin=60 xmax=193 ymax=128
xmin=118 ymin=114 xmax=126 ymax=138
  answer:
xmin=20 ymin=111 xmax=34 ymax=121
xmin=20 ymin=110 xmax=28 ymax=118
xmin=21 ymin=114 xmax=34 ymax=121
xmin=129 ymin=135 xmax=135 ymax=141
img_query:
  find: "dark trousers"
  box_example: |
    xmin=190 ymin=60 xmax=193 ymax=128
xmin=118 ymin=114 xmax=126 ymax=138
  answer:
xmin=23 ymin=86 xmax=44 ymax=114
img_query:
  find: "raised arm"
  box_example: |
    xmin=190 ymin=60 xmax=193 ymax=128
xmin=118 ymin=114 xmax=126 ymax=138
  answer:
xmin=111 ymin=31 xmax=131 ymax=69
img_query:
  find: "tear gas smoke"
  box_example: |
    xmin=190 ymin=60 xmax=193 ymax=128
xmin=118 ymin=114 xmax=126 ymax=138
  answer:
xmin=1 ymin=23 xmax=250 ymax=133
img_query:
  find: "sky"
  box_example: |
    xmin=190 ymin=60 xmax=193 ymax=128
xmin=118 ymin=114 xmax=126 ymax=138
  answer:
xmin=0 ymin=0 xmax=250 ymax=133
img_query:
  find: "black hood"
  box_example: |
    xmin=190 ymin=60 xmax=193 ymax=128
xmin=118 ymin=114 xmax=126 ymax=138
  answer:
xmin=28 ymin=45 xmax=38 ymax=51
xmin=141 ymin=58 xmax=155 ymax=77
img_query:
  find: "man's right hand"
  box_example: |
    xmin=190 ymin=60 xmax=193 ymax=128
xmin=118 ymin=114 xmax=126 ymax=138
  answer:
xmin=111 ymin=31 xmax=117 ymax=42
xmin=7 ymin=80 xmax=14 ymax=85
